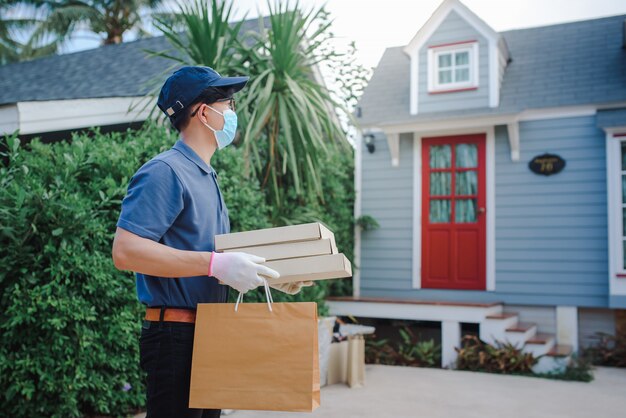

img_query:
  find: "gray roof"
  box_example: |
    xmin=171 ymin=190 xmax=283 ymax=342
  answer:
xmin=0 ymin=17 xmax=268 ymax=106
xmin=356 ymin=13 xmax=626 ymax=127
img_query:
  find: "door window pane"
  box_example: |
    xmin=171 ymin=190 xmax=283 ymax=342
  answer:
xmin=622 ymin=174 xmax=626 ymax=204
xmin=623 ymin=207 xmax=626 ymax=236
xmin=456 ymin=171 xmax=478 ymax=195
xmin=430 ymin=200 xmax=450 ymax=223
xmin=439 ymin=70 xmax=452 ymax=84
xmin=622 ymin=142 xmax=626 ymax=170
xmin=456 ymin=144 xmax=478 ymax=168
xmin=430 ymin=172 xmax=450 ymax=196
xmin=430 ymin=145 xmax=451 ymax=168
xmin=456 ymin=199 xmax=477 ymax=223
xmin=623 ymin=240 xmax=626 ymax=271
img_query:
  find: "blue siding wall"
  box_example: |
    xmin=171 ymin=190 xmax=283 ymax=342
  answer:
xmin=359 ymin=115 xmax=609 ymax=308
xmin=360 ymin=133 xmax=414 ymax=290
xmin=418 ymin=9 xmax=490 ymax=113
xmin=494 ymin=116 xmax=608 ymax=307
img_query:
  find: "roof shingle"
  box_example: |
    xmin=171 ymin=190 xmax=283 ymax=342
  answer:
xmin=0 ymin=17 xmax=267 ymax=105
xmin=356 ymin=13 xmax=626 ymax=127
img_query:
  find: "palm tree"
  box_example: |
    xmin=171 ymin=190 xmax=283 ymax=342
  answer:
xmin=237 ymin=0 xmax=352 ymax=211
xmin=0 ymin=3 xmax=61 ymax=64
xmin=0 ymin=0 xmax=171 ymax=64
xmin=151 ymin=0 xmax=352 ymax=216
xmin=149 ymin=0 xmax=245 ymax=76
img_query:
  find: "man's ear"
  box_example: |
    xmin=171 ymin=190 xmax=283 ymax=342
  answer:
xmin=197 ymin=103 xmax=209 ymax=125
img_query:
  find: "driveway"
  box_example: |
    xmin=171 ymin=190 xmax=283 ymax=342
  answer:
xmin=227 ymin=365 xmax=626 ymax=418
xmin=133 ymin=364 xmax=626 ymax=418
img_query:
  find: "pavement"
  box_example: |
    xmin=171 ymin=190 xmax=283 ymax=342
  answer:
xmin=134 ymin=365 xmax=626 ymax=418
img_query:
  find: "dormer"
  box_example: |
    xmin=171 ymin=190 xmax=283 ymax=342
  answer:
xmin=403 ymin=0 xmax=510 ymax=115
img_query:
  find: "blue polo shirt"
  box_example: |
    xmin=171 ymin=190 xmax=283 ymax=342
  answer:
xmin=116 ymin=138 xmax=230 ymax=308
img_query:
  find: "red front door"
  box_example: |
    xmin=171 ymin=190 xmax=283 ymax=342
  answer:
xmin=421 ymin=133 xmax=486 ymax=290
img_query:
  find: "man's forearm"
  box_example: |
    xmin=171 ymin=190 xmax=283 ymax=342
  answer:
xmin=113 ymin=229 xmax=212 ymax=278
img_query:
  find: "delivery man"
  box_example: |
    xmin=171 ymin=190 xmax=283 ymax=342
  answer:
xmin=111 ymin=66 xmax=313 ymax=418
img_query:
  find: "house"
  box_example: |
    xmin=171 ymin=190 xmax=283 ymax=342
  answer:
xmin=0 ymin=28 xmax=177 ymax=143
xmin=0 ymin=16 xmax=331 ymax=143
xmin=328 ymin=0 xmax=626 ymax=372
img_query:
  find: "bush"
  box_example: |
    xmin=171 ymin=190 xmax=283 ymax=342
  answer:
xmin=364 ymin=326 xmax=441 ymax=367
xmin=455 ymin=335 xmax=537 ymax=374
xmin=0 ymin=121 xmax=273 ymax=418
xmin=0 ymin=117 xmax=354 ymax=416
xmin=534 ymin=353 xmax=594 ymax=382
xmin=582 ymin=331 xmax=626 ymax=368
xmin=455 ymin=335 xmax=594 ymax=382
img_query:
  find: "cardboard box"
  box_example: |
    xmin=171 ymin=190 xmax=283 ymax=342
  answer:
xmin=222 ymin=238 xmax=335 ymax=261
xmin=215 ymin=222 xmax=337 ymax=253
xmin=262 ymin=253 xmax=352 ymax=285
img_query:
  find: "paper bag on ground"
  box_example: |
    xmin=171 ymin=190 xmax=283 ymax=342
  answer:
xmin=189 ymin=301 xmax=320 ymax=412
xmin=327 ymin=340 xmax=348 ymax=385
xmin=326 ymin=336 xmax=365 ymax=388
xmin=347 ymin=335 xmax=365 ymax=388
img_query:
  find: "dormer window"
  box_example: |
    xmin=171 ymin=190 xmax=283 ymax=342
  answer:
xmin=427 ymin=40 xmax=479 ymax=93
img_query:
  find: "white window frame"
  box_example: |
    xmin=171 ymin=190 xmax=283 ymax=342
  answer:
xmin=621 ymin=140 xmax=626 ymax=274
xmin=606 ymin=129 xmax=626 ymax=298
xmin=427 ymin=41 xmax=479 ymax=93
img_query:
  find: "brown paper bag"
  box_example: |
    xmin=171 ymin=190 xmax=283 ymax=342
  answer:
xmin=189 ymin=297 xmax=320 ymax=412
xmin=326 ymin=340 xmax=348 ymax=385
xmin=347 ymin=335 xmax=365 ymax=388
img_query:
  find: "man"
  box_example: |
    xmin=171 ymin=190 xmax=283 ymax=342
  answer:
xmin=111 ymin=66 xmax=313 ymax=418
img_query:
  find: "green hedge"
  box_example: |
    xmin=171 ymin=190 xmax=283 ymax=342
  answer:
xmin=0 ymin=120 xmax=354 ymax=417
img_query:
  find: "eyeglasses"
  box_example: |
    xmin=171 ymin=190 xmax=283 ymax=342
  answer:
xmin=216 ymin=97 xmax=236 ymax=111
xmin=190 ymin=97 xmax=236 ymax=117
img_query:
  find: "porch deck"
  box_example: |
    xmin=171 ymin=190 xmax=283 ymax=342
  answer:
xmin=325 ymin=296 xmax=572 ymax=372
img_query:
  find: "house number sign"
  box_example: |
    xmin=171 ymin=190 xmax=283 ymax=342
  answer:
xmin=528 ymin=153 xmax=566 ymax=176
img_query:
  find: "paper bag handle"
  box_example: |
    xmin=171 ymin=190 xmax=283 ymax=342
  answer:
xmin=234 ymin=277 xmax=274 ymax=312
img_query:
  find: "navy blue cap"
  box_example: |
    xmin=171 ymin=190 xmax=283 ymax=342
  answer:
xmin=157 ymin=66 xmax=249 ymax=122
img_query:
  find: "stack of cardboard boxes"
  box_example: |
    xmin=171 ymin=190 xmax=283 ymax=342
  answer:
xmin=214 ymin=222 xmax=352 ymax=285
xmin=213 ymin=222 xmax=365 ymax=390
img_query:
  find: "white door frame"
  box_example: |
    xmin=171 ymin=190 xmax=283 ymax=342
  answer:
xmin=412 ymin=126 xmax=496 ymax=291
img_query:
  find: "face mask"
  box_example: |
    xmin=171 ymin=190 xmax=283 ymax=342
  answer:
xmin=201 ymin=105 xmax=238 ymax=149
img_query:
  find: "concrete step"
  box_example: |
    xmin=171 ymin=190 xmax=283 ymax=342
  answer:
xmin=504 ymin=322 xmax=537 ymax=348
xmin=480 ymin=312 xmax=519 ymax=346
xmin=547 ymin=344 xmax=573 ymax=357
xmin=532 ymin=343 xmax=572 ymax=374
xmin=523 ymin=332 xmax=556 ymax=357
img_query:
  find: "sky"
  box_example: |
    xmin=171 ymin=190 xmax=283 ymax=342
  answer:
xmin=228 ymin=0 xmax=626 ymax=69
xmin=55 ymin=0 xmax=626 ymax=70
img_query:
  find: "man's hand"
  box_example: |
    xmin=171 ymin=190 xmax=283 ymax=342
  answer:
xmin=269 ymin=281 xmax=315 ymax=295
xmin=211 ymin=252 xmax=280 ymax=294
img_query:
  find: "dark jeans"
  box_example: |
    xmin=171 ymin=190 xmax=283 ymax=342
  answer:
xmin=140 ymin=318 xmax=221 ymax=418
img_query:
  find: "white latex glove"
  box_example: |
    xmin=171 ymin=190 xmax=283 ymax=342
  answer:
xmin=269 ymin=280 xmax=315 ymax=295
xmin=210 ymin=252 xmax=280 ymax=294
